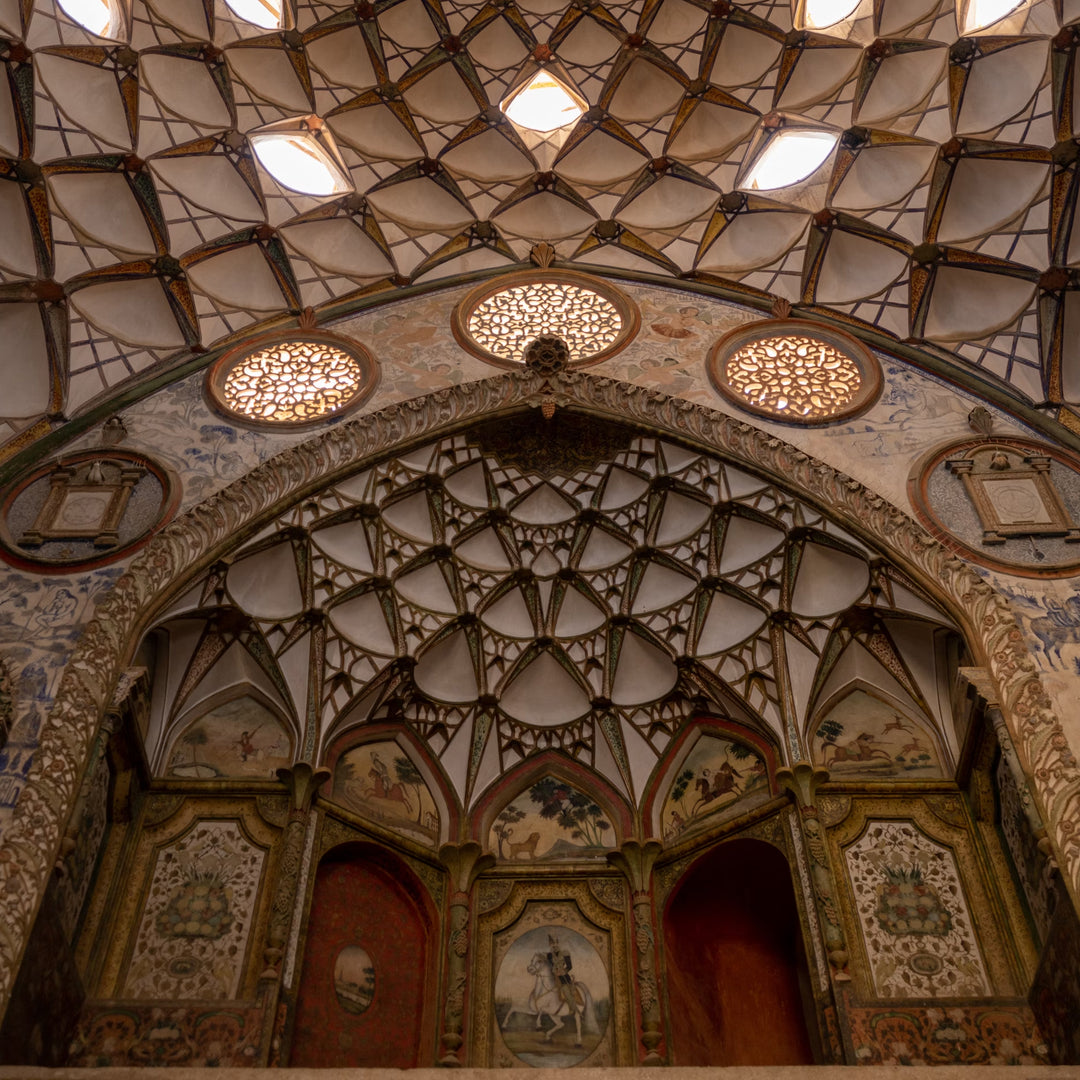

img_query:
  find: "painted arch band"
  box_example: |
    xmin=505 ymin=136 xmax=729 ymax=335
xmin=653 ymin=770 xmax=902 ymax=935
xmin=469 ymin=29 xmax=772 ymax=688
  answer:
xmin=0 ymin=370 xmax=1076 ymax=1024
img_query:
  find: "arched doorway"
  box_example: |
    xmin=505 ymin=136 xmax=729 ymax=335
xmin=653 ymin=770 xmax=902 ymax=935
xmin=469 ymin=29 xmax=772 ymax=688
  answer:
xmin=663 ymin=838 xmax=817 ymax=1065
xmin=290 ymin=844 xmax=437 ymax=1067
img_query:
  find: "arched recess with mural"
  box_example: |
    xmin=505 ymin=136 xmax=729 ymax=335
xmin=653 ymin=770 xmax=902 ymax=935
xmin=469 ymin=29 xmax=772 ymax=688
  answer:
xmin=1 ymin=371 xmax=1078 ymax=1067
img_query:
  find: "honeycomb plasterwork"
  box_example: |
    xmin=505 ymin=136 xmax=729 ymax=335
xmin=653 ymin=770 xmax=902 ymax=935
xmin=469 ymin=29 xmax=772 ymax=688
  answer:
xmin=1 ymin=0 xmax=1078 ymax=451
xmin=845 ymin=819 xmax=991 ymax=999
xmin=0 ymin=372 xmax=1077 ymax=1021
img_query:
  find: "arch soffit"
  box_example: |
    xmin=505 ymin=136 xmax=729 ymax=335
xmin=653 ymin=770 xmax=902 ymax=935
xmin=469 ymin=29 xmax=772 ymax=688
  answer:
xmin=642 ymin=715 xmax=781 ymax=842
xmin=1 ymin=368 xmax=1078 ymax=1018
xmin=321 ymin=720 xmax=461 ymax=845
xmin=469 ymin=748 xmax=636 ymax=851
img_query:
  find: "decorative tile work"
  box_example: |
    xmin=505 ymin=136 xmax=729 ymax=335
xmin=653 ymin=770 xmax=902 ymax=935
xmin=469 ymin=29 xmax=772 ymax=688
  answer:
xmin=68 ymin=1003 xmax=264 ymax=1067
xmin=123 ymin=820 xmax=266 ymax=1001
xmin=845 ymin=1002 xmax=1047 ymax=1065
xmin=845 ymin=821 xmax=991 ymax=999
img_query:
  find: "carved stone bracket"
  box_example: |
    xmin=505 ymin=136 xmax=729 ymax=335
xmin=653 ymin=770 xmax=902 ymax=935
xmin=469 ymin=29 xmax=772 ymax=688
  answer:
xmin=777 ymin=763 xmax=851 ymax=982
xmin=437 ymin=842 xmax=495 ymax=1066
xmin=608 ymin=840 xmax=665 ymax=1065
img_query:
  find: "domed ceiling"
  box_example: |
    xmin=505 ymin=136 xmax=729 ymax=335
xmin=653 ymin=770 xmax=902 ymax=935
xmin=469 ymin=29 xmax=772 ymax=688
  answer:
xmin=142 ymin=413 xmax=961 ymax=807
xmin=1 ymin=0 xmax=1080 ymax=455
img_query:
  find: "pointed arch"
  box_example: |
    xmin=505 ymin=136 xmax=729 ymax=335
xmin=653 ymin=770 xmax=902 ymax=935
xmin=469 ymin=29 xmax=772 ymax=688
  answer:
xmin=1 ymin=369 xmax=1078 ymax=1022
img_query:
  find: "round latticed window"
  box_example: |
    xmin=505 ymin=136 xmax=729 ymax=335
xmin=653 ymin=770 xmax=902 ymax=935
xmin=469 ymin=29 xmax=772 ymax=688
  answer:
xmin=208 ymin=332 xmax=378 ymax=429
xmin=452 ymin=271 xmax=639 ymax=368
xmin=707 ymin=320 xmax=881 ymax=425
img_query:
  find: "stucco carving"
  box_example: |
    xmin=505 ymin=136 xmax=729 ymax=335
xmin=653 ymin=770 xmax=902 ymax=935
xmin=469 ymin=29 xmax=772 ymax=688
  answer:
xmin=0 ymin=368 xmax=1077 ymax=1019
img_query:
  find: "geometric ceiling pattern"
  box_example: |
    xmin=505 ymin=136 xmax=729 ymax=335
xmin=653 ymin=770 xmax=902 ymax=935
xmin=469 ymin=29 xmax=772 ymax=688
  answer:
xmin=3 ymin=0 xmax=1080 ymax=450
xmin=142 ymin=414 xmax=960 ymax=808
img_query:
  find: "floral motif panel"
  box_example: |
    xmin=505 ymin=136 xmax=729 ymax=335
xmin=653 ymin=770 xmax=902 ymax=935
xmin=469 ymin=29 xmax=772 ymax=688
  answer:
xmin=123 ymin=820 xmax=265 ymax=1000
xmin=844 ymin=820 xmax=990 ymax=998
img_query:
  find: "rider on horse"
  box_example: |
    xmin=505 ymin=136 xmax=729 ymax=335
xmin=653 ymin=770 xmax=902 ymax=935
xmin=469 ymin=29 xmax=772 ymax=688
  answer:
xmin=547 ymin=934 xmax=577 ymax=1015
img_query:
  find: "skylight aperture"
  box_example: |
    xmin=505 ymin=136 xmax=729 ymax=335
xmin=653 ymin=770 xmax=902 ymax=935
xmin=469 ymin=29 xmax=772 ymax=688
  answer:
xmin=224 ymin=0 xmax=284 ymax=29
xmin=502 ymin=71 xmax=586 ymax=134
xmin=742 ymin=129 xmax=839 ymax=191
xmin=802 ymin=0 xmax=860 ymax=27
xmin=57 ymin=0 xmax=123 ymax=38
xmin=959 ymin=0 xmax=1024 ymax=32
xmin=248 ymin=123 xmax=353 ymax=197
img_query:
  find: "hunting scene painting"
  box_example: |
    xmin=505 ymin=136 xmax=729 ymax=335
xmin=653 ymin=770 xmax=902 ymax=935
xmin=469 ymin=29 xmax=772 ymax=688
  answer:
xmin=489 ymin=778 xmax=616 ymax=862
xmin=165 ymin=696 xmax=291 ymax=779
xmin=331 ymin=740 xmax=440 ymax=845
xmin=661 ymin=734 xmax=769 ymax=840
xmin=495 ymin=924 xmax=611 ymax=1068
xmin=811 ymin=690 xmax=944 ymax=778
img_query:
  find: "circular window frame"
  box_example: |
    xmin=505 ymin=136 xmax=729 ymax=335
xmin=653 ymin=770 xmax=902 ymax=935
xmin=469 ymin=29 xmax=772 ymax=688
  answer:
xmin=706 ymin=319 xmax=882 ymax=426
xmin=206 ymin=330 xmax=379 ymax=431
xmin=451 ymin=270 xmax=640 ymax=370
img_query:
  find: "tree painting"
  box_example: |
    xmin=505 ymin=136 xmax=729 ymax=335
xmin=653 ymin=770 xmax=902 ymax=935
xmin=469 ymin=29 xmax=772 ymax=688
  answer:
xmin=670 ymin=768 xmax=696 ymax=816
xmin=182 ymin=726 xmax=208 ymax=765
xmin=493 ymin=804 xmax=526 ymax=858
xmin=394 ymin=755 xmax=425 ymax=822
xmin=817 ymin=717 xmax=845 ymax=745
xmin=528 ymin=778 xmax=611 ymax=849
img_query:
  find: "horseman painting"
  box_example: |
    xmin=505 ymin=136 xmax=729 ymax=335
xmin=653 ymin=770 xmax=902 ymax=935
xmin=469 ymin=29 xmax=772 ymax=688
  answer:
xmin=331 ymin=739 xmax=440 ymax=845
xmin=495 ymin=925 xmax=610 ymax=1067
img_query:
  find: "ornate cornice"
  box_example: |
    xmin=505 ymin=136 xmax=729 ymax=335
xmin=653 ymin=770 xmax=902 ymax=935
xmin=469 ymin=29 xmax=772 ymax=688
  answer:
xmin=1 ymin=368 xmax=1078 ymax=1020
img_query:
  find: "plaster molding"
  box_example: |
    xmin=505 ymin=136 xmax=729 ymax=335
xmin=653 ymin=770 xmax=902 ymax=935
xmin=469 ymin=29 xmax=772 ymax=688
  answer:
xmin=0 ymin=369 xmax=1078 ymax=1020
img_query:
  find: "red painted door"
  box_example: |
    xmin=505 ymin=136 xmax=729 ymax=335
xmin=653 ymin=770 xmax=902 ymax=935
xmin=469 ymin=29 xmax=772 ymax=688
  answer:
xmin=290 ymin=846 xmax=435 ymax=1066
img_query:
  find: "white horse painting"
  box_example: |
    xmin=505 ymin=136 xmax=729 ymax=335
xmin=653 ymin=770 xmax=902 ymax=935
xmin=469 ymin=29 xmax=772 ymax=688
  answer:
xmin=501 ymin=951 xmax=597 ymax=1046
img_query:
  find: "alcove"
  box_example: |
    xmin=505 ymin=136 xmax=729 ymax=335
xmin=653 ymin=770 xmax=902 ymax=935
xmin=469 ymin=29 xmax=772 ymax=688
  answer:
xmin=663 ymin=837 xmax=817 ymax=1065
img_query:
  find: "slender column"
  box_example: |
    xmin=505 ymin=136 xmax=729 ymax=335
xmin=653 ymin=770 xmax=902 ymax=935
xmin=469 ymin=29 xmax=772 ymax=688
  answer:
xmin=437 ymin=841 xmax=494 ymax=1067
xmin=776 ymin=762 xmax=851 ymax=983
xmin=255 ymin=762 xmax=328 ymax=1063
xmin=607 ymin=840 xmax=664 ymax=1066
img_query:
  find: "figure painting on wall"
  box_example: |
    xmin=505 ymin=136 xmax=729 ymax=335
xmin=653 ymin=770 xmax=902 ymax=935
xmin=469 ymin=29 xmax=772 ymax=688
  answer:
xmin=331 ymin=740 xmax=440 ymax=846
xmin=662 ymin=735 xmax=769 ymax=841
xmin=165 ymin=697 xmax=291 ymax=780
xmin=489 ymin=778 xmax=615 ymax=862
xmin=811 ymin=690 xmax=944 ymax=779
xmin=495 ymin=925 xmax=609 ymax=1067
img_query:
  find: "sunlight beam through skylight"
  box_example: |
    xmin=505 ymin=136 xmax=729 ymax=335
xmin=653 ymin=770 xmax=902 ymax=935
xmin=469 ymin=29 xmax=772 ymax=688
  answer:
xmin=502 ymin=72 xmax=585 ymax=134
xmin=743 ymin=129 xmax=839 ymax=191
xmin=57 ymin=0 xmax=120 ymax=37
xmin=224 ymin=0 xmax=284 ymax=29
xmin=960 ymin=0 xmax=1024 ymax=32
xmin=249 ymin=130 xmax=353 ymax=197
xmin=802 ymin=0 xmax=860 ymax=27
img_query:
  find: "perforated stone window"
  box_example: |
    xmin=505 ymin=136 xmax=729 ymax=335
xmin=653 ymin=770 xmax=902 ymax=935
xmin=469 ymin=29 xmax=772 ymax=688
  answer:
xmin=707 ymin=320 xmax=881 ymax=425
xmin=207 ymin=333 xmax=378 ymax=428
xmin=452 ymin=272 xmax=639 ymax=369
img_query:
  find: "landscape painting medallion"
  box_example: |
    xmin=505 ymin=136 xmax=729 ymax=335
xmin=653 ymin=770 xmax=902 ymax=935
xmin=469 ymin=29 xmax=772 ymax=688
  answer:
xmin=489 ymin=778 xmax=615 ymax=862
xmin=661 ymin=734 xmax=769 ymax=841
xmin=164 ymin=696 xmax=291 ymax=779
xmin=495 ymin=924 xmax=610 ymax=1067
xmin=333 ymin=945 xmax=375 ymax=1014
xmin=331 ymin=740 xmax=440 ymax=845
xmin=811 ymin=690 xmax=944 ymax=779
